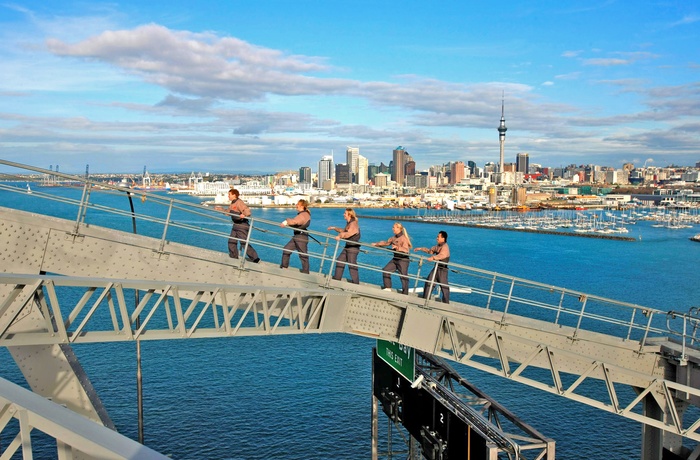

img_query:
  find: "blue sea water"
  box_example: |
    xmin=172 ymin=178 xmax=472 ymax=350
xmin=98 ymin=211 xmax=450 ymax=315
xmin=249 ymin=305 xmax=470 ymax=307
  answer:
xmin=1 ymin=184 xmax=699 ymax=459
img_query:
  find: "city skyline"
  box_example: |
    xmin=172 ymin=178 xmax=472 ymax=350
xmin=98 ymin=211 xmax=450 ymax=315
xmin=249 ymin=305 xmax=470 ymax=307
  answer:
xmin=0 ymin=2 xmax=699 ymax=174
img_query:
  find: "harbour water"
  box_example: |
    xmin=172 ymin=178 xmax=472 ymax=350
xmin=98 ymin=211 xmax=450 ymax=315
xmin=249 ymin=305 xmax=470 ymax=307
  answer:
xmin=1 ymin=185 xmax=699 ymax=459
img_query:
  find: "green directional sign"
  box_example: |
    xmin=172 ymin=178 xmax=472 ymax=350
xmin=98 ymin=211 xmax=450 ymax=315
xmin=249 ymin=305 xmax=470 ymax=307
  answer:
xmin=376 ymin=339 xmax=415 ymax=382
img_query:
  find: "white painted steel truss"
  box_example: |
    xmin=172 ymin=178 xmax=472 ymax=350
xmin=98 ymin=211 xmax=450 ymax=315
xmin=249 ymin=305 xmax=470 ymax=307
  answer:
xmin=0 ymin=274 xmax=335 ymax=345
xmin=434 ymin=318 xmax=700 ymax=443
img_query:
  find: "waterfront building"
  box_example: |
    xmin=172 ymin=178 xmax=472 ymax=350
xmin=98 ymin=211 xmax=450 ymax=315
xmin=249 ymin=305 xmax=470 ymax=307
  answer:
xmin=513 ymin=186 xmax=527 ymax=205
xmin=392 ymin=146 xmax=406 ymax=186
xmin=194 ymin=180 xmax=231 ymax=196
xmin=318 ymin=154 xmax=334 ymax=188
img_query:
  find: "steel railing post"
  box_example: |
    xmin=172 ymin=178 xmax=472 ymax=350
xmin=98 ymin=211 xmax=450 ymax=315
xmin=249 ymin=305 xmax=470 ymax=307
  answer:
xmin=73 ymin=181 xmax=91 ymax=235
xmin=324 ymin=239 xmax=342 ymax=288
xmin=158 ymin=199 xmax=174 ymax=254
xmin=240 ymin=217 xmax=255 ymax=269
xmin=501 ymin=278 xmax=516 ymax=324
xmin=317 ymin=236 xmax=332 ymax=274
xmin=412 ymin=258 xmax=424 ymax=294
xmin=486 ymin=274 xmax=497 ymax=311
xmin=573 ymin=295 xmax=588 ymax=340
xmin=423 ymin=260 xmax=439 ymax=307
xmin=554 ymin=289 xmax=566 ymax=325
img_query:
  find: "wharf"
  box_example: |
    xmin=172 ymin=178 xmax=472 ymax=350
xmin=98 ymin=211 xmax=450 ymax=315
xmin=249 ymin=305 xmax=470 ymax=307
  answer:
xmin=359 ymin=214 xmax=638 ymax=242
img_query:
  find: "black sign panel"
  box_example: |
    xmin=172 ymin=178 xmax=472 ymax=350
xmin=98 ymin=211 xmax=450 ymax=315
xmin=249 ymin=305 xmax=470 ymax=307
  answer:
xmin=373 ymin=350 xmax=488 ymax=459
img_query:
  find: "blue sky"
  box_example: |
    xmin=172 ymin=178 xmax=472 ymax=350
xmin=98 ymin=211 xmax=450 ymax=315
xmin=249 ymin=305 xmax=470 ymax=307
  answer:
xmin=0 ymin=1 xmax=699 ymax=174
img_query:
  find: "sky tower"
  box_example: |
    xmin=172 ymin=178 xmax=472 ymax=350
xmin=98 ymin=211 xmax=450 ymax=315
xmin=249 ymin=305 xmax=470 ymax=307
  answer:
xmin=497 ymin=95 xmax=507 ymax=182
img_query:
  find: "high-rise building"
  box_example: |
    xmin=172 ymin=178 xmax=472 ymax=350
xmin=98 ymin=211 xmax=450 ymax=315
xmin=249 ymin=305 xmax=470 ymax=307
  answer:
xmin=335 ymin=163 xmax=351 ymax=184
xmin=357 ymin=155 xmax=368 ymax=185
xmin=414 ymin=174 xmax=429 ymax=189
xmin=516 ymin=153 xmax=529 ymax=174
xmin=346 ymin=147 xmax=359 ymax=183
xmin=450 ymin=161 xmax=465 ymax=184
xmin=392 ymin=146 xmax=406 ymax=186
xmin=298 ymin=166 xmax=312 ymax=184
xmin=368 ymin=164 xmax=379 ymax=181
xmin=374 ymin=173 xmax=389 ymax=187
xmin=405 ymin=160 xmax=416 ymax=177
xmin=318 ymin=155 xmax=334 ymax=188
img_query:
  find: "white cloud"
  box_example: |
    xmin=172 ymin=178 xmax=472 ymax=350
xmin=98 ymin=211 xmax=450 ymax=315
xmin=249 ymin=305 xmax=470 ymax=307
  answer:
xmin=583 ymin=58 xmax=630 ymax=66
xmin=554 ymin=72 xmax=581 ymax=80
xmin=46 ymin=24 xmax=346 ymax=102
xmin=670 ymin=15 xmax=700 ymax=27
xmin=561 ymin=50 xmax=582 ymax=58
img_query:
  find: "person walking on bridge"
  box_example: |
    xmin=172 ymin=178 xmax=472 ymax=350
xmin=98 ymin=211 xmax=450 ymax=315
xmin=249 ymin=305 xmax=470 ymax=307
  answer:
xmin=372 ymin=222 xmax=412 ymax=294
xmin=328 ymin=208 xmax=361 ymax=284
xmin=217 ymin=188 xmax=260 ymax=263
xmin=414 ymin=230 xmax=450 ymax=303
xmin=280 ymin=199 xmax=311 ymax=274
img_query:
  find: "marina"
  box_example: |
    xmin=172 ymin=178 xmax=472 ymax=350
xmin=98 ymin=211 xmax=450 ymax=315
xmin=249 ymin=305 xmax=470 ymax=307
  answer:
xmin=360 ymin=206 xmax=700 ymax=242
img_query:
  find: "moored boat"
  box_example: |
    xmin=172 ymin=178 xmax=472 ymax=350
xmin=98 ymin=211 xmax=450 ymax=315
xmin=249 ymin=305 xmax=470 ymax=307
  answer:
xmin=691 ymin=234 xmax=700 ymax=243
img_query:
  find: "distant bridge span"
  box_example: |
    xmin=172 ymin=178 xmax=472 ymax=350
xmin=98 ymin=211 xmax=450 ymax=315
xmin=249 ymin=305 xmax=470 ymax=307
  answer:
xmin=1 ymin=161 xmax=700 ymax=459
